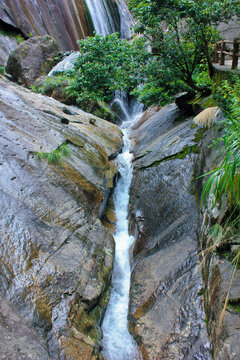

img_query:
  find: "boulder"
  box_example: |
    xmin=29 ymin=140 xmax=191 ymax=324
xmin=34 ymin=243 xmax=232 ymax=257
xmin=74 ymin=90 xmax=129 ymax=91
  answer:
xmin=0 ymin=77 xmax=123 ymax=359
xmin=6 ymin=35 xmax=60 ymax=87
xmin=48 ymin=52 xmax=80 ymax=76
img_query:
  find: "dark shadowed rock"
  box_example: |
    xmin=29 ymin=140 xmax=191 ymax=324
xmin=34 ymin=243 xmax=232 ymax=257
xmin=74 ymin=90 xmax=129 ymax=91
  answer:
xmin=6 ymin=35 xmax=60 ymax=87
xmin=129 ymin=106 xmax=211 ymax=359
xmin=0 ymin=77 xmax=122 ymax=359
xmin=175 ymin=91 xmax=202 ymax=116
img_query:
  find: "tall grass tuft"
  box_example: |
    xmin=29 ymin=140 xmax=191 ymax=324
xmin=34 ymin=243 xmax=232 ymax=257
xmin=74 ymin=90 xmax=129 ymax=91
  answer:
xmin=202 ymin=76 xmax=240 ymax=207
xmin=201 ymin=75 xmax=240 ymax=328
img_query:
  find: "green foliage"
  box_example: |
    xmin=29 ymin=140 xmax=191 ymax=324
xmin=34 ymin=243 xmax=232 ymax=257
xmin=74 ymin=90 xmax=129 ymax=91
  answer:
xmin=67 ymin=33 xmax=148 ymax=104
xmin=132 ymin=57 xmax=187 ymax=106
xmin=15 ymin=34 xmax=24 ymax=44
xmin=201 ymin=76 xmax=240 ymax=273
xmin=0 ymin=30 xmax=24 ymax=43
xmin=202 ymin=76 xmax=240 ymax=205
xmin=35 ymin=143 xmax=71 ymax=164
xmin=128 ymin=0 xmax=240 ymax=105
xmin=192 ymin=66 xmax=213 ymax=90
xmin=0 ymin=65 xmax=5 ymax=75
xmin=31 ymin=75 xmax=73 ymax=95
xmin=228 ymin=298 xmax=240 ymax=312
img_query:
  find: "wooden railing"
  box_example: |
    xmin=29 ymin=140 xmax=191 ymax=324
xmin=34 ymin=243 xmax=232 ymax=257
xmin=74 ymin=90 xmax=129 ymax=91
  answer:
xmin=214 ymin=38 xmax=240 ymax=69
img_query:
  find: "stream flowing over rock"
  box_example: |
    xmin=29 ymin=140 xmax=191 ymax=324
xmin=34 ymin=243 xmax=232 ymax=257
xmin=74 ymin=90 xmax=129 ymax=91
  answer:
xmin=129 ymin=105 xmax=211 ymax=359
xmin=0 ymin=76 xmax=123 ymax=359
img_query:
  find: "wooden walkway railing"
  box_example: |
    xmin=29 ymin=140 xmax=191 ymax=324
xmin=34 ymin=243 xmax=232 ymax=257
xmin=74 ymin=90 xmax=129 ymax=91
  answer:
xmin=214 ymin=38 xmax=240 ymax=69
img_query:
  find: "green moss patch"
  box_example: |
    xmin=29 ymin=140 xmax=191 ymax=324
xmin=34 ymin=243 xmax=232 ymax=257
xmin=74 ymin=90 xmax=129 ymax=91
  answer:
xmin=140 ymin=144 xmax=200 ymax=170
xmin=228 ymin=298 xmax=240 ymax=312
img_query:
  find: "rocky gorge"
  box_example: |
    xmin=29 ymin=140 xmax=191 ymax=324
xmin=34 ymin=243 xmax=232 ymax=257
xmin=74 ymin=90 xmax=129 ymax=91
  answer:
xmin=0 ymin=1 xmax=240 ymax=360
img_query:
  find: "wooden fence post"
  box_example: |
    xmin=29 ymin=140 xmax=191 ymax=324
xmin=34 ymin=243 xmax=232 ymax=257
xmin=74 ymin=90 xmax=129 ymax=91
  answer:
xmin=232 ymin=38 xmax=239 ymax=69
xmin=213 ymin=43 xmax=219 ymax=63
xmin=220 ymin=40 xmax=225 ymax=65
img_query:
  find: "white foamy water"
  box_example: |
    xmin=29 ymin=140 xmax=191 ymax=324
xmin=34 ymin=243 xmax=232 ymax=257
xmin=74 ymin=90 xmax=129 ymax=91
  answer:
xmin=101 ymin=98 xmax=143 ymax=360
xmin=85 ymin=0 xmax=117 ymax=35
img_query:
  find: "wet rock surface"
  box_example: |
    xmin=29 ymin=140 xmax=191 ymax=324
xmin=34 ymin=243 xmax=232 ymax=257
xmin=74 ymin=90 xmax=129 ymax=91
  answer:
xmin=196 ymin=122 xmax=240 ymax=360
xmin=129 ymin=105 xmax=211 ymax=359
xmin=0 ymin=0 xmax=92 ymax=50
xmin=0 ymin=0 xmax=121 ymax=51
xmin=0 ymin=76 xmax=122 ymax=359
xmin=6 ymin=35 xmax=60 ymax=87
xmin=204 ymin=258 xmax=240 ymax=360
xmin=0 ymin=293 xmax=50 ymax=359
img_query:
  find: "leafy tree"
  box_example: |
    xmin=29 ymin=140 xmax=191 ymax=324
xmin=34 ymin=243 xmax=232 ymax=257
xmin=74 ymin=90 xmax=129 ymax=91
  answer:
xmin=129 ymin=0 xmax=240 ymax=103
xmin=67 ymin=33 xmax=148 ymax=104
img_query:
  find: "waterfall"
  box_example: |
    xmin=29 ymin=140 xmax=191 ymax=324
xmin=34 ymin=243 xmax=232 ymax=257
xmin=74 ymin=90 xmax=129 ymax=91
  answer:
xmin=116 ymin=0 xmax=134 ymax=39
xmin=85 ymin=0 xmax=133 ymax=38
xmin=81 ymin=2 xmax=141 ymax=357
xmin=84 ymin=0 xmax=118 ymax=35
xmin=101 ymin=99 xmax=143 ymax=360
xmin=47 ymin=3 xmax=142 ymax=356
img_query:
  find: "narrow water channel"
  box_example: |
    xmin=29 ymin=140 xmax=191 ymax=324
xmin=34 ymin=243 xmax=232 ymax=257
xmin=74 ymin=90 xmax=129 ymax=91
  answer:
xmin=101 ymin=98 xmax=143 ymax=360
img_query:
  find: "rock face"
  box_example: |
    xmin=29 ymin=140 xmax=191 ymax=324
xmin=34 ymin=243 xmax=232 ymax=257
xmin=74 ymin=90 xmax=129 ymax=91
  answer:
xmin=129 ymin=105 xmax=211 ymax=359
xmin=0 ymin=0 xmax=92 ymax=50
xmin=195 ymin=121 xmax=240 ymax=360
xmin=6 ymin=35 xmax=60 ymax=87
xmin=0 ymin=33 xmax=18 ymax=66
xmin=0 ymin=76 xmax=122 ymax=359
xmin=0 ymin=0 xmax=121 ymax=50
xmin=0 ymin=293 xmax=50 ymax=359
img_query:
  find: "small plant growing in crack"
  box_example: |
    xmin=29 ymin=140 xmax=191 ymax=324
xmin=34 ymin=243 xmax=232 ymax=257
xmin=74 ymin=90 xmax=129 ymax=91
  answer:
xmin=34 ymin=142 xmax=71 ymax=164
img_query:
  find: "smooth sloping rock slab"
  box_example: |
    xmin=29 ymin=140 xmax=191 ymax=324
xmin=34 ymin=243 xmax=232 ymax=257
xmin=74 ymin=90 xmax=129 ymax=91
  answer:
xmin=129 ymin=106 xmax=210 ymax=359
xmin=0 ymin=77 xmax=122 ymax=359
xmin=0 ymin=293 xmax=50 ymax=359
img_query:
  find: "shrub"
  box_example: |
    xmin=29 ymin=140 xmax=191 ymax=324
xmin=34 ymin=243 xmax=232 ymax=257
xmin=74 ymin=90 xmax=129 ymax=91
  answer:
xmin=67 ymin=33 xmax=148 ymax=104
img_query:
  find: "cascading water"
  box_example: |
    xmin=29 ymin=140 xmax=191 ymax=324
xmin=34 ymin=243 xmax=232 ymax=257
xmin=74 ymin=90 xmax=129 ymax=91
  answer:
xmin=101 ymin=98 xmax=143 ymax=360
xmin=84 ymin=0 xmax=117 ymax=35
xmin=82 ymin=2 xmax=142 ymax=356
xmin=116 ymin=0 xmax=134 ymax=39
xmin=48 ymin=2 xmax=143 ymax=357
xmin=85 ymin=0 xmax=133 ymax=38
